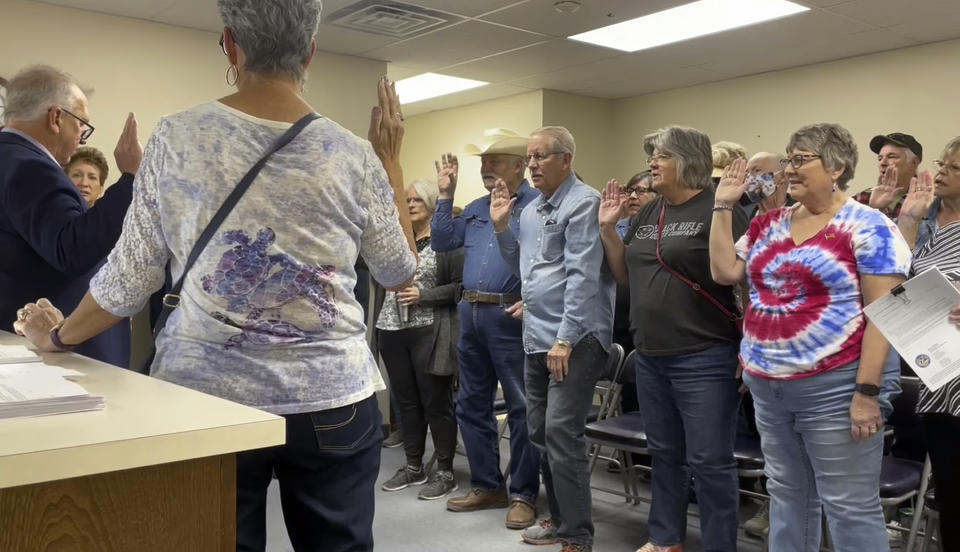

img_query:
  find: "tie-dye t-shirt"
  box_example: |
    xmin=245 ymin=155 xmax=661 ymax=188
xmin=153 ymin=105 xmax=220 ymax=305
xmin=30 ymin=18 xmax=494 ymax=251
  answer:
xmin=734 ymin=198 xmax=911 ymax=379
xmin=89 ymin=102 xmax=417 ymax=414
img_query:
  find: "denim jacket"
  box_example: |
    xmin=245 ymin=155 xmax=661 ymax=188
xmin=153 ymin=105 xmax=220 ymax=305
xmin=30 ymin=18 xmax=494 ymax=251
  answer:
xmin=911 ymin=198 xmax=941 ymax=256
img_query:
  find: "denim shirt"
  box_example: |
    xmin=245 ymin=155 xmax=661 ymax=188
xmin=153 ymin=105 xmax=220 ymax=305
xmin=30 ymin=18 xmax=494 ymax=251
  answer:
xmin=495 ymin=173 xmax=615 ymax=354
xmin=911 ymin=197 xmax=941 ymax=255
xmin=431 ymin=180 xmax=537 ymax=294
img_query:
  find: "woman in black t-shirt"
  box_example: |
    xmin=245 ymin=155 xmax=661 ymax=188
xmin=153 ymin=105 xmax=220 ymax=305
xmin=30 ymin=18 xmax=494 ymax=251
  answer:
xmin=599 ymin=126 xmax=746 ymax=552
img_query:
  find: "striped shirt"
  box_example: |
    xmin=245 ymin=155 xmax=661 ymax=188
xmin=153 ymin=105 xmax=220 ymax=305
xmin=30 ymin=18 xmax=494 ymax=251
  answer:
xmin=912 ymin=220 xmax=960 ymax=416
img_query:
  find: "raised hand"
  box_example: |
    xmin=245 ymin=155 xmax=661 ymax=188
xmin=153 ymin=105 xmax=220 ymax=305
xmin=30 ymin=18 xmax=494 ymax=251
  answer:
xmin=435 ymin=153 xmax=459 ymax=199
xmin=716 ymin=157 xmax=748 ymax=204
xmin=599 ymin=179 xmax=627 ymax=226
xmin=368 ymin=77 xmax=404 ymax=170
xmin=489 ymin=178 xmax=516 ymax=233
xmin=899 ymin=170 xmax=935 ymax=221
xmin=114 ymin=112 xmax=142 ymax=175
xmin=870 ymin=165 xmax=898 ymax=209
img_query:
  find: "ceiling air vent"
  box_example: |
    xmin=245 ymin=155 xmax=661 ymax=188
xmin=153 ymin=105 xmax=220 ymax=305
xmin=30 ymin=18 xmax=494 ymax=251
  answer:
xmin=325 ymin=1 xmax=463 ymax=39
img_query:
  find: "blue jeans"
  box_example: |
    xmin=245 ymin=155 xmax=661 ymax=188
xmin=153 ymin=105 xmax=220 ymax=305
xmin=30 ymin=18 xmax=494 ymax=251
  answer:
xmin=236 ymin=394 xmax=382 ymax=552
xmin=526 ymin=335 xmax=607 ymax=546
xmin=744 ymin=360 xmax=897 ymax=552
xmin=456 ymin=301 xmax=540 ymax=502
xmin=634 ymin=343 xmax=741 ymax=551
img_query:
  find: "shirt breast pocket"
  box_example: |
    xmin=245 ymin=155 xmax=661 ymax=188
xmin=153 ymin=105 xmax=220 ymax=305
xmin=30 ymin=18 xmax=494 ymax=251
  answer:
xmin=464 ymin=214 xmax=488 ymax=248
xmin=541 ymin=222 xmax=566 ymax=262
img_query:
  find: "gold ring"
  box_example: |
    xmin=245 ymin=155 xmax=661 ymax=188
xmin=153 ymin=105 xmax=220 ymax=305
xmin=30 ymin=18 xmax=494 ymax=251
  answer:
xmin=16 ymin=308 xmax=28 ymax=321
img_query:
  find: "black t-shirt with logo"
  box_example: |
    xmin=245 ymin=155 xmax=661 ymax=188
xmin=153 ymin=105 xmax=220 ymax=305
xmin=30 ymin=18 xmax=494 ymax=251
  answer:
xmin=623 ymin=190 xmax=748 ymax=356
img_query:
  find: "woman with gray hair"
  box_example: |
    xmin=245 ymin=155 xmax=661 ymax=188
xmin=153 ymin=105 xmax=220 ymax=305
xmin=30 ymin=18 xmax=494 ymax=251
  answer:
xmin=599 ymin=126 xmax=747 ymax=552
xmin=376 ymin=178 xmax=463 ymax=500
xmin=710 ymin=123 xmax=911 ymax=551
xmin=13 ymin=0 xmax=418 ymax=550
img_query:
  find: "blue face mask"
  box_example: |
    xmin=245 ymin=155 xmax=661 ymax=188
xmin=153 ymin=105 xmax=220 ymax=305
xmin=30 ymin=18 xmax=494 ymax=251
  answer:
xmin=743 ymin=172 xmax=777 ymax=203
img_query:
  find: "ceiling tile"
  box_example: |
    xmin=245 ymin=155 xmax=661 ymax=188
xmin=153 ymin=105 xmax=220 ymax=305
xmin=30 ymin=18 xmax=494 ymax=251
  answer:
xmin=440 ymin=39 xmax=619 ymax=84
xmin=363 ymin=19 xmax=546 ymax=67
xmin=823 ymin=0 xmax=958 ymax=28
xmin=34 ymin=0 xmax=177 ymax=19
xmin=394 ymin=0 xmax=533 ymax=18
xmin=480 ymin=0 xmax=682 ymax=38
xmin=887 ymin=13 xmax=960 ymax=43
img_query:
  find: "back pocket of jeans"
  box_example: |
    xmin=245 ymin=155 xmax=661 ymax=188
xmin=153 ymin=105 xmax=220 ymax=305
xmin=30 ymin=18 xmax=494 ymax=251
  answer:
xmin=309 ymin=401 xmax=376 ymax=451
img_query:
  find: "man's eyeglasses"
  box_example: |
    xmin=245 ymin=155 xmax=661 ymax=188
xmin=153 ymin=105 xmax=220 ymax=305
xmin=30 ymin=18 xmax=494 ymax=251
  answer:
xmin=625 ymin=186 xmax=655 ymax=197
xmin=646 ymin=153 xmax=672 ymax=166
xmin=59 ymin=107 xmax=95 ymax=142
xmin=524 ymin=151 xmax=564 ymax=165
xmin=780 ymin=154 xmax=821 ymax=170
xmin=934 ymin=159 xmax=960 ymax=175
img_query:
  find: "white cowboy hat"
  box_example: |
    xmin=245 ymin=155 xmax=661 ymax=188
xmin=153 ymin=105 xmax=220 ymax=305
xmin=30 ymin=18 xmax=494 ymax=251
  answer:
xmin=464 ymin=128 xmax=528 ymax=158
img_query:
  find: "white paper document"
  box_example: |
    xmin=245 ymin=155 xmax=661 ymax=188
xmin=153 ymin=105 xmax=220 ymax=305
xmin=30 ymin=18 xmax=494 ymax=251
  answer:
xmin=0 ymin=344 xmax=42 ymax=364
xmin=864 ymin=268 xmax=960 ymax=391
xmin=0 ymin=369 xmax=103 ymax=419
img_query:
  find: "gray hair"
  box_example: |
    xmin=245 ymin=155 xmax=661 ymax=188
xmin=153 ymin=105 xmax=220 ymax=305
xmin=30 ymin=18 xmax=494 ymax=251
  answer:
xmin=786 ymin=123 xmax=858 ymax=190
xmin=3 ymin=65 xmax=85 ymax=124
xmin=531 ymin=126 xmax=576 ymax=161
xmin=408 ymin=179 xmax=439 ymax=214
xmin=643 ymin=126 xmax=713 ymax=191
xmin=217 ymin=0 xmax=322 ymax=82
xmin=940 ymin=137 xmax=960 ymax=162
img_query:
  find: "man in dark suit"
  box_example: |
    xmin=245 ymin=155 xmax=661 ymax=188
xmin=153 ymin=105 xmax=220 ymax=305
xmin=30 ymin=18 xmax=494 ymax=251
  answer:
xmin=0 ymin=65 xmax=141 ymax=366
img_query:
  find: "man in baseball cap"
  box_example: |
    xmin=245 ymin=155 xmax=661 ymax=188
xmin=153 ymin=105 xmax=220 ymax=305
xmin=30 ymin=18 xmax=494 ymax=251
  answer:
xmin=856 ymin=132 xmax=922 ymax=218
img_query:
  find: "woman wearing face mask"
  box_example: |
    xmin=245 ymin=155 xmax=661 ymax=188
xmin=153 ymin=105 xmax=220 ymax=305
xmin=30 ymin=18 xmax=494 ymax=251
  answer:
xmin=710 ymin=123 xmax=911 ymax=552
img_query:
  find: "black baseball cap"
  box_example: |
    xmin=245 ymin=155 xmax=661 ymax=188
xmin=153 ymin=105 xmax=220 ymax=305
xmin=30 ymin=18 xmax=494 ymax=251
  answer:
xmin=869 ymin=132 xmax=922 ymax=160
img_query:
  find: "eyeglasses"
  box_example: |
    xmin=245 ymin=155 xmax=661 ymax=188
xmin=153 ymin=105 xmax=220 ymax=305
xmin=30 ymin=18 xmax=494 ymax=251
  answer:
xmin=646 ymin=153 xmax=672 ymax=165
xmin=58 ymin=107 xmax=95 ymax=142
xmin=625 ymin=186 xmax=655 ymax=197
xmin=219 ymin=34 xmax=227 ymax=55
xmin=934 ymin=160 xmax=960 ymax=175
xmin=780 ymin=154 xmax=821 ymax=170
xmin=524 ymin=151 xmax=564 ymax=165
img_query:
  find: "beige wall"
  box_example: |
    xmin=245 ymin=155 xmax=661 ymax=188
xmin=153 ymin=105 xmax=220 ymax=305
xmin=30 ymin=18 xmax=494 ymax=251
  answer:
xmin=612 ymin=38 xmax=960 ymax=194
xmin=400 ymin=90 xmax=543 ymax=207
xmin=0 ymin=0 xmax=385 ymax=181
xmin=542 ymin=90 xmax=617 ymax=189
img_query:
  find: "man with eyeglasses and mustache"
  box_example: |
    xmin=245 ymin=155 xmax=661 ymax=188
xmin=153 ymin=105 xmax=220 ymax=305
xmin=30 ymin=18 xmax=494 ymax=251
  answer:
xmin=431 ymin=128 xmax=542 ymax=531
xmin=0 ymin=65 xmax=141 ymax=367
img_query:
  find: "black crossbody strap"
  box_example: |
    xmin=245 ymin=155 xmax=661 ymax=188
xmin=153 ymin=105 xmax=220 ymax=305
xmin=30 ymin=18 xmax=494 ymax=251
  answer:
xmin=153 ymin=112 xmax=321 ymax=338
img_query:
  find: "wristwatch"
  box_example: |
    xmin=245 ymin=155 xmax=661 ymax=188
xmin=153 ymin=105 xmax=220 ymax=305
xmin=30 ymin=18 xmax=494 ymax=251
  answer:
xmin=854 ymin=383 xmax=880 ymax=397
xmin=555 ymin=339 xmax=573 ymax=349
xmin=49 ymin=320 xmax=78 ymax=351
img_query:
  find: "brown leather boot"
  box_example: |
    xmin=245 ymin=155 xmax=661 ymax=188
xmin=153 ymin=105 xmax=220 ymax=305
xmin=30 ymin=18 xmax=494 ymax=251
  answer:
xmin=445 ymin=487 xmax=509 ymax=512
xmin=505 ymin=498 xmax=536 ymax=529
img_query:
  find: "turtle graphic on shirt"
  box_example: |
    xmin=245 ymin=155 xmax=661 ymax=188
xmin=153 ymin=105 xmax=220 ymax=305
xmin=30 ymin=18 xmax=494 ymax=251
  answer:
xmin=201 ymin=227 xmax=339 ymax=348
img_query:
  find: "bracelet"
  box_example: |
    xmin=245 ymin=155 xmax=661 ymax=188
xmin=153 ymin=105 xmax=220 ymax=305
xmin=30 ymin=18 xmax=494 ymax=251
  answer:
xmin=49 ymin=320 xmax=78 ymax=351
xmin=712 ymin=204 xmax=734 ymax=212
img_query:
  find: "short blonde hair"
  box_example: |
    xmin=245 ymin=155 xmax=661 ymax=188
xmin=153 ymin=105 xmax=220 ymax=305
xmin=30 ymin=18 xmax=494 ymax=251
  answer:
xmin=712 ymin=141 xmax=749 ymax=170
xmin=65 ymin=146 xmax=109 ymax=184
xmin=407 ymin=179 xmax=439 ymax=214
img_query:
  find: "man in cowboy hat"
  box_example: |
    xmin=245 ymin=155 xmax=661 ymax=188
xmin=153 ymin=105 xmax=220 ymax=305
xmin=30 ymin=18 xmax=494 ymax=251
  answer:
xmin=431 ymin=128 xmax=541 ymax=530
xmin=856 ymin=132 xmax=923 ymax=218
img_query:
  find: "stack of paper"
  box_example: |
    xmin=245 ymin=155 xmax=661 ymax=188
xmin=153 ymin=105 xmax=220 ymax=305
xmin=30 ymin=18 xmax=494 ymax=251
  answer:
xmin=0 ymin=344 xmax=42 ymax=364
xmin=0 ymin=361 xmax=104 ymax=419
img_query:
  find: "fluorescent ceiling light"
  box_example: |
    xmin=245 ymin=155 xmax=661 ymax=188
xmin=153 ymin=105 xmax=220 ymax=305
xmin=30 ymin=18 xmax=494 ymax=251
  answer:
xmin=569 ymin=0 xmax=809 ymax=53
xmin=394 ymin=73 xmax=488 ymax=104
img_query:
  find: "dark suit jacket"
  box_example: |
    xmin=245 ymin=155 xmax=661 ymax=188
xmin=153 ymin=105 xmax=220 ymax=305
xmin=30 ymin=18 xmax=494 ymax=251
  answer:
xmin=0 ymin=130 xmax=134 ymax=366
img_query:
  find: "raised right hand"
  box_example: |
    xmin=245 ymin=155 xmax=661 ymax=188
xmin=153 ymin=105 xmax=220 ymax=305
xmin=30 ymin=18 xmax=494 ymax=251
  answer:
xmin=599 ymin=179 xmax=627 ymax=226
xmin=899 ymin=170 xmax=935 ymax=221
xmin=490 ymin=178 xmax=516 ymax=232
xmin=368 ymin=77 xmax=404 ymax=171
xmin=435 ymin=153 xmax=458 ymax=199
xmin=870 ymin=165 xmax=898 ymax=209
xmin=716 ymin=158 xmax=748 ymax=204
xmin=114 ymin=112 xmax=143 ymax=175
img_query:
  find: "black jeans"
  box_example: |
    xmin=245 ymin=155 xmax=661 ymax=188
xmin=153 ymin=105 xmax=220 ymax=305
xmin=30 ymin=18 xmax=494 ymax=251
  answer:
xmin=379 ymin=326 xmax=457 ymax=471
xmin=923 ymin=412 xmax=960 ymax=552
xmin=235 ymin=395 xmax=382 ymax=552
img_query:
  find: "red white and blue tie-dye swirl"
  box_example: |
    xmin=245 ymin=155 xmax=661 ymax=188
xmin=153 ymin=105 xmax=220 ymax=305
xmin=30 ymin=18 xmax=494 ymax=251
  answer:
xmin=735 ymin=200 xmax=911 ymax=379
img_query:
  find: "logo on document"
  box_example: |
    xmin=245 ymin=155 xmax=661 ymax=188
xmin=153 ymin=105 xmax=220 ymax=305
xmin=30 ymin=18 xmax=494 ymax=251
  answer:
xmin=915 ymin=354 xmax=931 ymax=368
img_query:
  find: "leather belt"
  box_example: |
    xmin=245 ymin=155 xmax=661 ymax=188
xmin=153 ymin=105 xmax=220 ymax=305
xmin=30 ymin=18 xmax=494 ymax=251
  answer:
xmin=462 ymin=290 xmax=522 ymax=306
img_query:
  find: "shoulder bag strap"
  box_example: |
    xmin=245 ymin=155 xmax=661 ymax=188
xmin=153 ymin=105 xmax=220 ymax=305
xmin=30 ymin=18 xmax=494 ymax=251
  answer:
xmin=153 ymin=112 xmax=321 ymax=338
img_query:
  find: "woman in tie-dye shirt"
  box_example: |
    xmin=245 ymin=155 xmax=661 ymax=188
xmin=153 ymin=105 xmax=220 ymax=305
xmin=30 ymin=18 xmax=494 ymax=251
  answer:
xmin=709 ymin=123 xmax=911 ymax=552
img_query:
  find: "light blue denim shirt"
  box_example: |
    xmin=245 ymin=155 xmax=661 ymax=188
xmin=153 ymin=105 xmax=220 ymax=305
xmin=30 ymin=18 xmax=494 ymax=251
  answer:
xmin=911 ymin=197 xmax=940 ymax=256
xmin=495 ymin=173 xmax=615 ymax=354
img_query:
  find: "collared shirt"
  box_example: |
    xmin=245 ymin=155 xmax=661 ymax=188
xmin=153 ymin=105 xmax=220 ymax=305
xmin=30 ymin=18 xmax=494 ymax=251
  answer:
xmin=431 ymin=180 xmax=537 ymax=294
xmin=854 ymin=187 xmax=904 ymax=219
xmin=615 ymin=216 xmax=633 ymax=240
xmin=0 ymin=128 xmax=58 ymax=165
xmin=495 ymin=173 xmax=615 ymax=354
